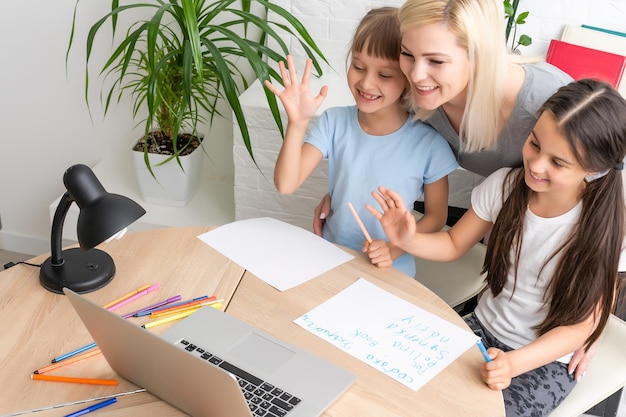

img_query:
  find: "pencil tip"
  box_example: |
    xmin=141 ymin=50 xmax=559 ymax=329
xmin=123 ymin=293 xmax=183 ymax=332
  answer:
xmin=141 ymin=325 xmax=146 ymax=328
xmin=33 ymin=370 xmax=38 ymax=374
xmin=51 ymin=359 xmax=58 ymax=363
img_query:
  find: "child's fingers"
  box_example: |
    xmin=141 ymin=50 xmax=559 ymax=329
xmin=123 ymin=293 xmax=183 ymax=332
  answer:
xmin=301 ymin=58 xmax=312 ymax=84
xmin=371 ymin=190 xmax=389 ymax=211
xmin=263 ymin=79 xmax=280 ymax=95
xmin=278 ymin=60 xmax=290 ymax=84
xmin=364 ymin=203 xmax=382 ymax=220
xmin=286 ymin=55 xmax=298 ymax=85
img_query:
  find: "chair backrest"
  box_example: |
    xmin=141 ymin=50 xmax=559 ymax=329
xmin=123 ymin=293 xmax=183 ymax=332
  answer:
xmin=411 ymin=211 xmax=487 ymax=307
xmin=549 ymin=315 xmax=626 ymax=417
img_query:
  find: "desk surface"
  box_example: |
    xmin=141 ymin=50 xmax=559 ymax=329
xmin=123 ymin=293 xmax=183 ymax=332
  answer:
xmin=0 ymin=227 xmax=503 ymax=417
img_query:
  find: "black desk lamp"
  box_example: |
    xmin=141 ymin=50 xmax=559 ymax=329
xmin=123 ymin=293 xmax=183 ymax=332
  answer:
xmin=39 ymin=164 xmax=146 ymax=294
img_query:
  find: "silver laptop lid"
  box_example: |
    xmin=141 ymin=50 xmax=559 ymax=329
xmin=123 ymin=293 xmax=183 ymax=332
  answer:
xmin=64 ymin=288 xmax=254 ymax=417
xmin=64 ymin=288 xmax=354 ymax=417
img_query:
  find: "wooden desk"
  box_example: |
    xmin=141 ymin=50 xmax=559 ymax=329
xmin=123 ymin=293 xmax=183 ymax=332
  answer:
xmin=0 ymin=227 xmax=503 ymax=416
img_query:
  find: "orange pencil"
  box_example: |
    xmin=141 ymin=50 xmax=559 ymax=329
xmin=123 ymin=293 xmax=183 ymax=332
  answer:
xmin=34 ymin=348 xmax=102 ymax=374
xmin=103 ymin=284 xmax=151 ymax=309
xmin=30 ymin=373 xmax=118 ymax=386
xmin=348 ymin=202 xmax=372 ymax=243
xmin=148 ymin=296 xmax=217 ymax=316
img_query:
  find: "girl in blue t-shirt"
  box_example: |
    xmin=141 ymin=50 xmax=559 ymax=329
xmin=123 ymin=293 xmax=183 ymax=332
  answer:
xmin=264 ymin=7 xmax=457 ymax=277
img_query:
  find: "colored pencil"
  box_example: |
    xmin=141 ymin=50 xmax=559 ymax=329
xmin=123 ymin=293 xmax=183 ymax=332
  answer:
xmin=476 ymin=339 xmax=492 ymax=362
xmin=147 ymin=295 xmax=217 ymax=316
xmin=36 ymin=349 xmax=102 ymax=374
xmin=52 ymin=342 xmax=97 ymax=363
xmin=149 ymin=299 xmax=223 ymax=318
xmin=348 ymin=202 xmax=372 ymax=243
xmin=134 ymin=295 xmax=209 ymax=317
xmin=142 ymin=308 xmax=201 ymax=329
xmin=31 ymin=374 xmax=118 ymax=386
xmin=107 ymin=284 xmax=160 ymax=312
xmin=63 ymin=397 xmax=117 ymax=417
xmin=122 ymin=295 xmax=182 ymax=319
xmin=103 ymin=284 xmax=151 ymax=309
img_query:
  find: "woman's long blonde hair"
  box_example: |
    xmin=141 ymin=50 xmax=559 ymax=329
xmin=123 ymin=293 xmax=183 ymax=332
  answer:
xmin=398 ymin=0 xmax=510 ymax=151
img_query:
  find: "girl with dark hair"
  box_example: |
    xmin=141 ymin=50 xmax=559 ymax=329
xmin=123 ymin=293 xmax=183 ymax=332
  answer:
xmin=366 ymin=79 xmax=626 ymax=416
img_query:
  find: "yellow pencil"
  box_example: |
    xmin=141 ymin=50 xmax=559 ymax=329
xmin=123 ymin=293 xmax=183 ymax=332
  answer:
xmin=103 ymin=284 xmax=151 ymax=309
xmin=30 ymin=373 xmax=118 ymax=386
xmin=348 ymin=202 xmax=372 ymax=243
xmin=149 ymin=299 xmax=224 ymax=318
xmin=143 ymin=303 xmax=223 ymax=329
xmin=142 ymin=308 xmax=200 ymax=329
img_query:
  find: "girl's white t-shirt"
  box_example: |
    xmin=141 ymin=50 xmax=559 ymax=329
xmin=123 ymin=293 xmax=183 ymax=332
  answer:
xmin=472 ymin=168 xmax=626 ymax=363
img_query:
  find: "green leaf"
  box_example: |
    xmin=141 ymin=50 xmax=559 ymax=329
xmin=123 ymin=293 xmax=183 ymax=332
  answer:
xmin=518 ymin=34 xmax=532 ymax=46
xmin=516 ymin=11 xmax=529 ymax=24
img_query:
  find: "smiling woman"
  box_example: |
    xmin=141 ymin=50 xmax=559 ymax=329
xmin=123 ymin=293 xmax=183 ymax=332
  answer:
xmin=396 ymin=0 xmax=573 ymax=173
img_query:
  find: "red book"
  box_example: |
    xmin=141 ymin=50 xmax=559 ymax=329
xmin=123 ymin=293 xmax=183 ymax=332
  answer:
xmin=546 ymin=39 xmax=626 ymax=88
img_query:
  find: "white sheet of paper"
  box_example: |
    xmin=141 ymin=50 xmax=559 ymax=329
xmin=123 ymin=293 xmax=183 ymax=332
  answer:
xmin=294 ymin=278 xmax=479 ymax=391
xmin=197 ymin=217 xmax=354 ymax=291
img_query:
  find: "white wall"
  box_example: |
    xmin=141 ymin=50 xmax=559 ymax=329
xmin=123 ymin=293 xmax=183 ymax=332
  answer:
xmin=0 ymin=1 xmax=234 ymax=254
xmin=2 ymin=0 xmax=626 ymax=254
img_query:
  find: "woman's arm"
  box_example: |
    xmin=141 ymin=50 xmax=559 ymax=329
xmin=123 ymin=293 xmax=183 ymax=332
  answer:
xmin=415 ymin=177 xmax=449 ymax=233
xmin=482 ymin=315 xmax=595 ymax=390
xmin=313 ymin=193 xmax=331 ymax=236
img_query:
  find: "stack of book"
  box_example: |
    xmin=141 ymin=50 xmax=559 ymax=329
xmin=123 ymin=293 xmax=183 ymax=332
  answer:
xmin=546 ymin=24 xmax=626 ymax=97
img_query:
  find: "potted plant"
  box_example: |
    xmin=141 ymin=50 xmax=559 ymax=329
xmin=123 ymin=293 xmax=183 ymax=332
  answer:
xmin=503 ymin=0 xmax=532 ymax=53
xmin=67 ymin=0 xmax=327 ymax=205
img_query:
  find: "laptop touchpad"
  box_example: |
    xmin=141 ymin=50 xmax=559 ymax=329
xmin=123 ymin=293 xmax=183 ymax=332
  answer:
xmin=229 ymin=332 xmax=295 ymax=373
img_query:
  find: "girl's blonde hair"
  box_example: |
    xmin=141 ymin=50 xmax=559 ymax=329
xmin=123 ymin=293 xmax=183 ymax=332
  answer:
xmin=398 ymin=0 xmax=509 ymax=151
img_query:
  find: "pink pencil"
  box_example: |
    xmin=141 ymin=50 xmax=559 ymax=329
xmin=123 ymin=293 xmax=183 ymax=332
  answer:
xmin=107 ymin=284 xmax=160 ymax=311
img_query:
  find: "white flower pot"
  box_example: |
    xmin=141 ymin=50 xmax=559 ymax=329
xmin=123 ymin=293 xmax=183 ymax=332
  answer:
xmin=132 ymin=144 xmax=204 ymax=207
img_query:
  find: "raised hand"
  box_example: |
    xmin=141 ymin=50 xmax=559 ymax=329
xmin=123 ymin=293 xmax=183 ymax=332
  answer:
xmin=366 ymin=186 xmax=416 ymax=248
xmin=264 ymin=55 xmax=328 ymax=124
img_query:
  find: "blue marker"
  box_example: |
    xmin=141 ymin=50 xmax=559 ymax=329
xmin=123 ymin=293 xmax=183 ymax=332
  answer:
xmin=476 ymin=339 xmax=492 ymax=362
xmin=64 ymin=397 xmax=117 ymax=417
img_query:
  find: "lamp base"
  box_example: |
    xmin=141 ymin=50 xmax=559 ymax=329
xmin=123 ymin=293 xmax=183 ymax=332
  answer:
xmin=39 ymin=248 xmax=116 ymax=294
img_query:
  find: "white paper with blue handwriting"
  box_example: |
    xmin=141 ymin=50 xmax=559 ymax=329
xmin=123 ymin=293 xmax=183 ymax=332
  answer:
xmin=294 ymin=278 xmax=479 ymax=391
xmin=197 ymin=217 xmax=354 ymax=291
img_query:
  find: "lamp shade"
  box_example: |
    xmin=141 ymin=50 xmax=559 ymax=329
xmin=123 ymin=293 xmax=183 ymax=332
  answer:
xmin=64 ymin=164 xmax=146 ymax=250
xmin=39 ymin=164 xmax=146 ymax=294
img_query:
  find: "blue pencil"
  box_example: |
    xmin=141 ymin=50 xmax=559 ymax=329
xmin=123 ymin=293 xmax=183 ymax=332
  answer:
xmin=476 ymin=339 xmax=492 ymax=362
xmin=64 ymin=397 xmax=117 ymax=417
xmin=52 ymin=342 xmax=97 ymax=363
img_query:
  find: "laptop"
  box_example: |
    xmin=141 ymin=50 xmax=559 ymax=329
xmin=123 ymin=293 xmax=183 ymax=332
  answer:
xmin=64 ymin=288 xmax=355 ymax=417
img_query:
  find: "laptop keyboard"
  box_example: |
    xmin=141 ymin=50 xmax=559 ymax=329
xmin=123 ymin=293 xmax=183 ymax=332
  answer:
xmin=177 ymin=339 xmax=302 ymax=416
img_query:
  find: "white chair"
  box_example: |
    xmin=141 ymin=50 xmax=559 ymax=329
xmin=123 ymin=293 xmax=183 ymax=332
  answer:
xmin=411 ymin=211 xmax=487 ymax=307
xmin=549 ymin=315 xmax=626 ymax=417
xmin=413 ymin=242 xmax=487 ymax=307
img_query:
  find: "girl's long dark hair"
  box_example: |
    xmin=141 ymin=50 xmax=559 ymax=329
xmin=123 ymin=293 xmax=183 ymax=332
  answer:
xmin=483 ymin=79 xmax=626 ymax=349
